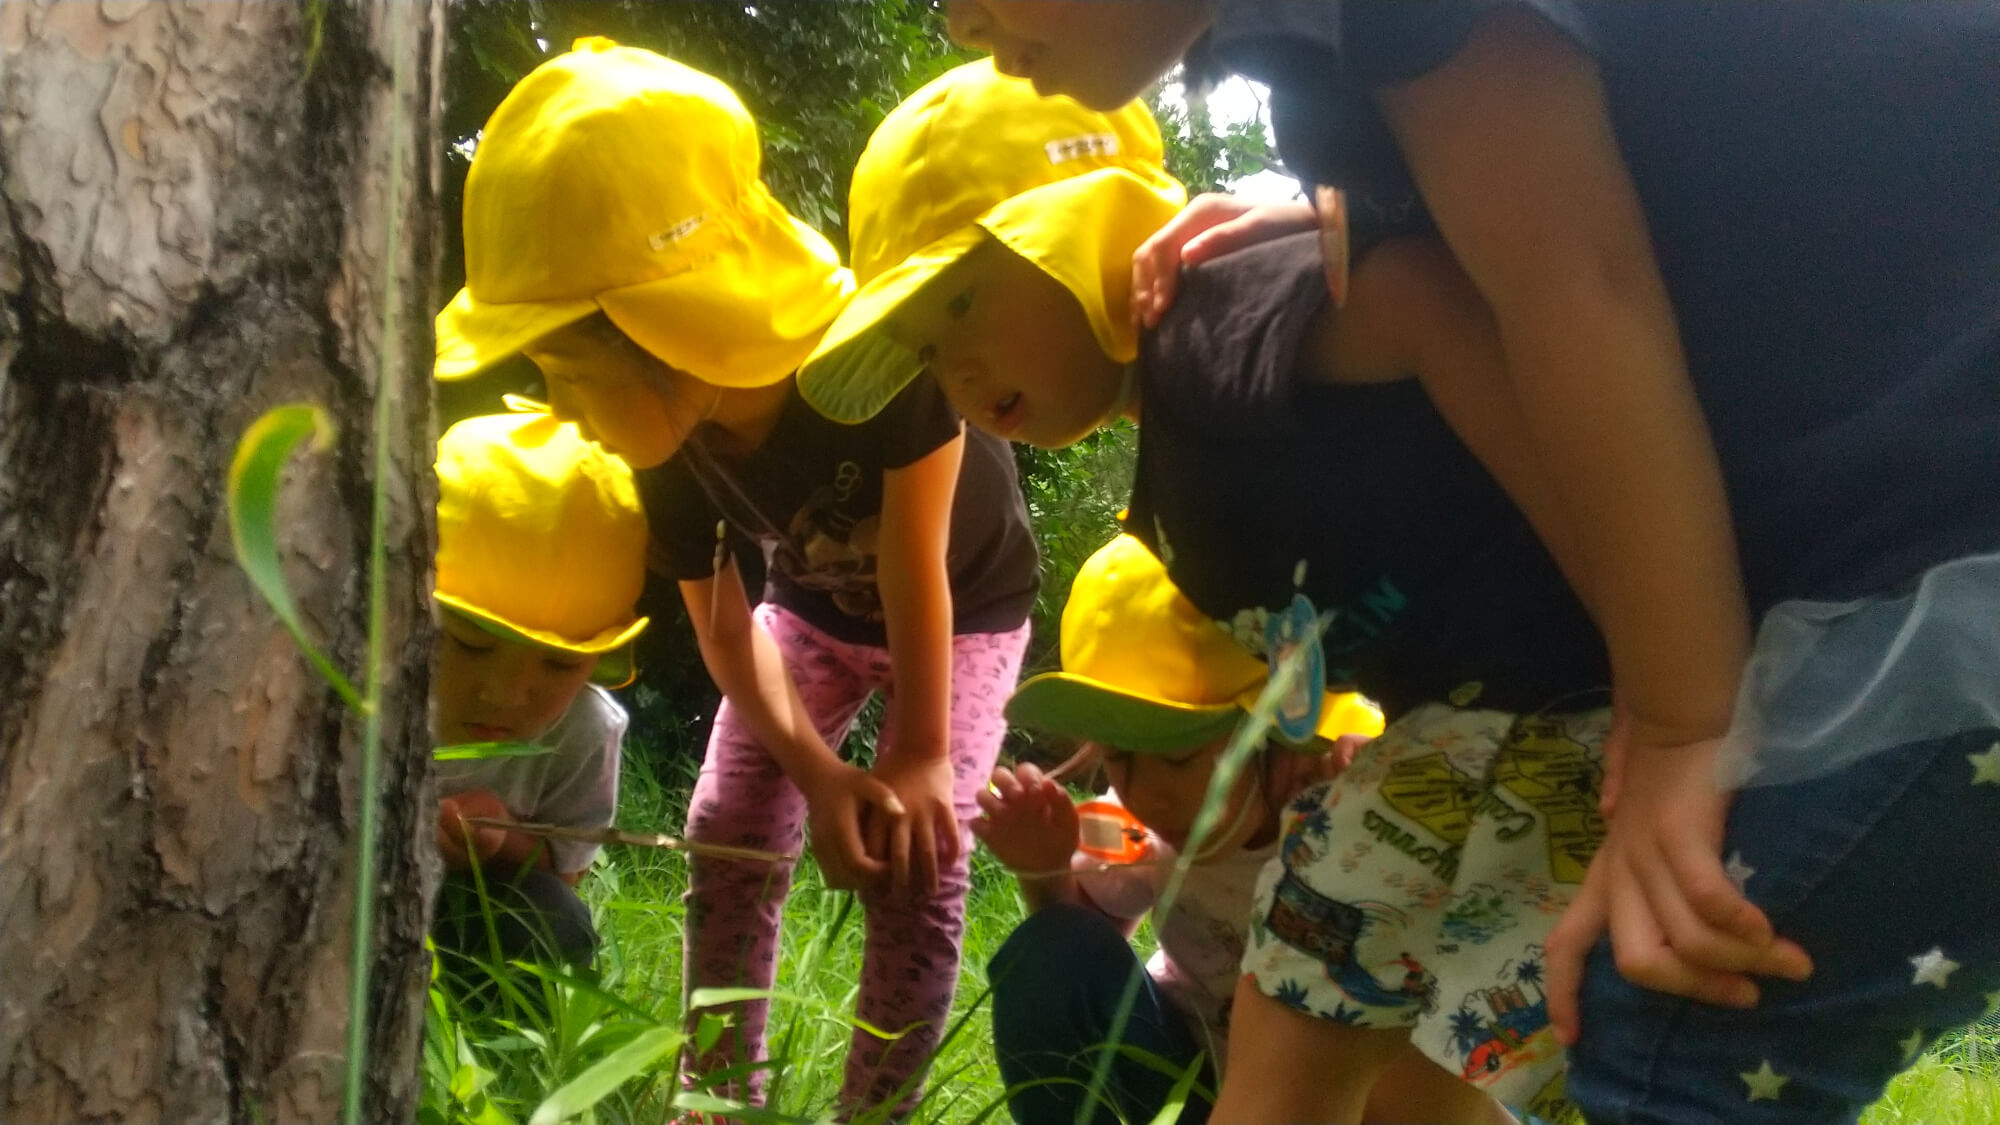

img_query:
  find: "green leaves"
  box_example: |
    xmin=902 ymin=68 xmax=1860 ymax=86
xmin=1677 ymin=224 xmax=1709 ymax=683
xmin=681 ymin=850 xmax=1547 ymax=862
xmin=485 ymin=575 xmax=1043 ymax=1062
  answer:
xmin=526 ymin=1026 xmax=683 ymax=1125
xmin=1142 ymin=1052 xmax=1206 ymax=1125
xmin=225 ymin=403 xmax=365 ymax=710
xmin=689 ymin=986 xmax=914 ymax=1041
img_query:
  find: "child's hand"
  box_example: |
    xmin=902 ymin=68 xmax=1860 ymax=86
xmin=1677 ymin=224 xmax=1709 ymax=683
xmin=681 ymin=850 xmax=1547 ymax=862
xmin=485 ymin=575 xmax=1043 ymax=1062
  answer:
xmin=1545 ymin=734 xmax=1814 ymax=1044
xmin=799 ymin=760 xmax=904 ymax=892
xmin=971 ymin=763 xmax=1081 ymax=875
xmin=1130 ymin=194 xmax=1319 ymax=329
xmin=867 ymin=754 xmax=961 ymax=897
xmin=437 ymin=789 xmax=510 ymax=869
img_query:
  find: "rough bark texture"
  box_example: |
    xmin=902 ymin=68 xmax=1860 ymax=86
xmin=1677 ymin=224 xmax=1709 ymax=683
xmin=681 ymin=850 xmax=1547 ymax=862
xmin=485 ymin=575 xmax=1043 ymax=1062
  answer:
xmin=0 ymin=2 xmax=443 ymax=1121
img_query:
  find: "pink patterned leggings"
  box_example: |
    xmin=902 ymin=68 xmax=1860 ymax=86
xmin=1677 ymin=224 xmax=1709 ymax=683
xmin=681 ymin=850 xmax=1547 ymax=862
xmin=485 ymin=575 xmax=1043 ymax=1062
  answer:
xmin=682 ymin=603 xmax=1029 ymax=1113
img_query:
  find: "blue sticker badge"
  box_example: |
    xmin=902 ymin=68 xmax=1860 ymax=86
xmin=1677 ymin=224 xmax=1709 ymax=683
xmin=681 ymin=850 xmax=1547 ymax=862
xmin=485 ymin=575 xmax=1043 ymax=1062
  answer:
xmin=1264 ymin=592 xmax=1327 ymax=745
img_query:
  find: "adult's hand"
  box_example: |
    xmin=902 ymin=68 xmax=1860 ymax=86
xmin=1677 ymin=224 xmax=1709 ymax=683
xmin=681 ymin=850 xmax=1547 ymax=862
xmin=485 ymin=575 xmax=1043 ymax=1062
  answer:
xmin=1545 ymin=735 xmax=1813 ymax=1044
xmin=1130 ymin=194 xmax=1318 ymax=329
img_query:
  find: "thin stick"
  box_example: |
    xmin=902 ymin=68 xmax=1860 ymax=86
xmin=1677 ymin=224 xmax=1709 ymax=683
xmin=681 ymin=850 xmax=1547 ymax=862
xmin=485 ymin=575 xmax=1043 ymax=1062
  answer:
xmin=462 ymin=816 xmax=794 ymax=864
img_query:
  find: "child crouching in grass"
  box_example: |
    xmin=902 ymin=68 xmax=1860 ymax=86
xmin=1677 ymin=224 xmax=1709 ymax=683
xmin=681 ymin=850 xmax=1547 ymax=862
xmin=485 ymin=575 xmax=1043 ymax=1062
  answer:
xmin=430 ymin=409 xmax=650 ymax=971
xmin=972 ymin=533 xmax=1509 ymax=1125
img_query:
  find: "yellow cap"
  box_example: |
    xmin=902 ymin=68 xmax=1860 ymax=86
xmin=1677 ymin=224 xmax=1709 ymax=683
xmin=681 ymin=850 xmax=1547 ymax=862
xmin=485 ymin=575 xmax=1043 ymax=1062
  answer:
xmin=1005 ymin=536 xmax=1383 ymax=753
xmin=434 ymin=410 xmax=651 ymax=684
xmin=798 ymin=59 xmax=1186 ymax=423
xmin=436 ymin=37 xmax=854 ymax=387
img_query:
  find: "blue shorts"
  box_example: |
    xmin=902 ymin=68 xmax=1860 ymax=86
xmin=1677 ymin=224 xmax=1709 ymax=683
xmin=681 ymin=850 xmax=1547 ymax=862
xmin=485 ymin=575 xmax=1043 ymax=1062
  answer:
xmin=1567 ymin=554 xmax=2000 ymax=1123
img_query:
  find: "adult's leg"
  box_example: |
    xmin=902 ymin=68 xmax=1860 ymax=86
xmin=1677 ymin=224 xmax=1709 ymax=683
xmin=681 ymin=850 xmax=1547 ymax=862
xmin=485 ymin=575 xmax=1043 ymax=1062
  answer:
xmin=682 ymin=604 xmax=874 ymax=1104
xmin=842 ymin=624 xmax=1030 ymax=1113
xmin=990 ymin=901 xmax=1214 ymax=1125
xmin=1566 ymin=728 xmax=2000 ymax=1124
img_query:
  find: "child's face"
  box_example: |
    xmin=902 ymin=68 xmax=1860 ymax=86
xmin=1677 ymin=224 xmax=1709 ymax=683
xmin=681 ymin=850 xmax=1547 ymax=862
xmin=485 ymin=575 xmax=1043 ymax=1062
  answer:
xmin=433 ymin=611 xmax=598 ymax=747
xmin=887 ymin=241 xmax=1127 ymax=449
xmin=524 ymin=319 xmax=716 ymax=468
xmin=944 ymin=1 xmax=1210 ymax=111
xmin=1102 ymin=739 xmax=1267 ymax=864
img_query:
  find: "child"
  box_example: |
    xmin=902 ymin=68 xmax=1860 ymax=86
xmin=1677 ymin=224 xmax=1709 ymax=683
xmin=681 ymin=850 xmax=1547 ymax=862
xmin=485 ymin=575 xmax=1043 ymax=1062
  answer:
xmin=794 ymin=59 xmax=1653 ymax=1121
xmin=433 ymin=40 xmax=1040 ymax=1115
xmin=430 ymin=409 xmax=650 ymax=970
xmin=973 ymin=533 xmax=1484 ymax=1125
xmin=939 ymin=5 xmax=2000 ymax=1122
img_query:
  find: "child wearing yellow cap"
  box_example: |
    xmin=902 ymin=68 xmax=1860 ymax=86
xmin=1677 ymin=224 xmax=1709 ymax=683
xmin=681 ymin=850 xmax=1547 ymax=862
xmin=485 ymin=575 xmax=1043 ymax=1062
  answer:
xmin=435 ymin=40 xmax=1039 ymax=1115
xmin=973 ymin=534 xmax=1418 ymax=1125
xmin=430 ymin=410 xmax=650 ymax=969
xmin=796 ymin=60 xmax=1619 ymax=1122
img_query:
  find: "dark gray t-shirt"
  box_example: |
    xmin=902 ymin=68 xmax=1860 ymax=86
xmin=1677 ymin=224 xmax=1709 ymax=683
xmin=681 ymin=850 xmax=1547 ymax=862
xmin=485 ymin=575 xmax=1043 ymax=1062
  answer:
xmin=1208 ymin=0 xmax=2000 ymax=612
xmin=641 ymin=378 xmax=1039 ymax=645
xmin=1127 ymin=233 xmax=1607 ymax=719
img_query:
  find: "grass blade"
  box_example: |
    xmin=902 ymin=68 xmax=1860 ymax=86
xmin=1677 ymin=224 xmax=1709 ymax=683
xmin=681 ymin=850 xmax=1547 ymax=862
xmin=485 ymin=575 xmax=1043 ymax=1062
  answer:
xmin=225 ymin=403 xmax=364 ymax=710
xmin=1141 ymin=1050 xmax=1204 ymax=1125
xmin=435 ymin=741 xmax=552 ymax=761
xmin=688 ymin=987 xmax=914 ymax=1041
xmin=527 ymin=1026 xmax=684 ymax=1125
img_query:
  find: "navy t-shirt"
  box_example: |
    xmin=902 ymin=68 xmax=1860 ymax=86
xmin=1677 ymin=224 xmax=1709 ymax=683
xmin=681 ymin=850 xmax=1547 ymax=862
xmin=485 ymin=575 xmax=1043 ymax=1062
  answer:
xmin=1127 ymin=233 xmax=1608 ymax=719
xmin=640 ymin=377 xmax=1039 ymax=646
xmin=1209 ymin=0 xmax=2000 ymax=613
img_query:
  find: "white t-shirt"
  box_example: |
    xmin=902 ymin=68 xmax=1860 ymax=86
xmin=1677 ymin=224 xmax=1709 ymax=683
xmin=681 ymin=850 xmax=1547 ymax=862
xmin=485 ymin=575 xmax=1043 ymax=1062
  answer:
xmin=435 ymin=684 xmax=626 ymax=874
xmin=1072 ymin=807 xmax=1277 ymax=1071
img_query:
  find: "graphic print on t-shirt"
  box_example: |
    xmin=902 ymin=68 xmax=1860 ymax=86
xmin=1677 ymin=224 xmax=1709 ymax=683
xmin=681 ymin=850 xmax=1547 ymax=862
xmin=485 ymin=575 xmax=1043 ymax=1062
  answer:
xmin=776 ymin=459 xmax=887 ymax=622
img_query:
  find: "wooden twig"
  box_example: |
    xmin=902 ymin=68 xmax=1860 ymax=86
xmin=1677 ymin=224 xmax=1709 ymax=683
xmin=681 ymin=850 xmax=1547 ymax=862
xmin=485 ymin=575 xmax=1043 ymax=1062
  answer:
xmin=462 ymin=817 xmax=794 ymax=864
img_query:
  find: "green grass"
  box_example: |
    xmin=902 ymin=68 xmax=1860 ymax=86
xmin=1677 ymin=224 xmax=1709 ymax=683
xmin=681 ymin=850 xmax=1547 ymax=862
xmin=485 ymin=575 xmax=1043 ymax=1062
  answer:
xmin=1862 ymin=1018 xmax=2000 ymax=1125
xmin=421 ymin=740 xmax=1034 ymax=1125
xmin=422 ymin=737 xmax=2000 ymax=1125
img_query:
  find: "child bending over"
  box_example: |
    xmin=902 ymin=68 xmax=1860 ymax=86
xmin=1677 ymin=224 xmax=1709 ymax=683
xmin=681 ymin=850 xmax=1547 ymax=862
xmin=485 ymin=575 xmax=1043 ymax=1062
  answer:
xmin=434 ymin=41 xmax=1039 ymax=1115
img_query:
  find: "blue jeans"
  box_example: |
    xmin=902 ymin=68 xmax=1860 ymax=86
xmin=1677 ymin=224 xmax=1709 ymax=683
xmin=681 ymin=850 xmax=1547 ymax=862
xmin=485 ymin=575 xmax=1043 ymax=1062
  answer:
xmin=1567 ymin=726 xmax=2000 ymax=1123
xmin=989 ymin=902 xmax=1216 ymax=1125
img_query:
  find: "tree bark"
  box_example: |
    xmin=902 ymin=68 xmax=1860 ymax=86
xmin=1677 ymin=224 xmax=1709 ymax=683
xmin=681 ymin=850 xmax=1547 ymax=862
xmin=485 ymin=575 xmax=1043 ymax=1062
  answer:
xmin=0 ymin=2 xmax=442 ymax=1121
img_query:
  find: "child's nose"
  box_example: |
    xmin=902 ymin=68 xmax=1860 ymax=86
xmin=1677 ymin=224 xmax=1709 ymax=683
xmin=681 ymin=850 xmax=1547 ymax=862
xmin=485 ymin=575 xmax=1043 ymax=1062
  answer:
xmin=476 ymin=651 xmax=537 ymax=705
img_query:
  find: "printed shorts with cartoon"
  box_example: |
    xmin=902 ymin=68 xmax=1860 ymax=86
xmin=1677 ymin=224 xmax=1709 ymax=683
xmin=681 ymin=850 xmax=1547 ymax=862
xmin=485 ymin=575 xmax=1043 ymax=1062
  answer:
xmin=1242 ymin=702 xmax=1611 ymax=1118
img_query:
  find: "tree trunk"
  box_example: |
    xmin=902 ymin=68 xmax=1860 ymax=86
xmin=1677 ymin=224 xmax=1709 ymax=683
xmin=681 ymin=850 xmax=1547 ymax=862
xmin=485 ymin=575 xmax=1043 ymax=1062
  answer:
xmin=0 ymin=2 xmax=442 ymax=1121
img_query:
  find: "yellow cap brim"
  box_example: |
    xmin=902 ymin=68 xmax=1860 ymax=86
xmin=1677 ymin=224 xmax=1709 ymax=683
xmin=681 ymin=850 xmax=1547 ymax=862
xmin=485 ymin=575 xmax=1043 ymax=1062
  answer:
xmin=435 ymin=286 xmax=598 ymax=382
xmin=440 ymin=201 xmax=852 ymax=389
xmin=801 ymin=169 xmax=1181 ymax=424
xmin=1002 ymin=670 xmax=1384 ymax=755
xmin=438 ymin=597 xmax=648 ymax=689
xmin=436 ymin=592 xmax=648 ymax=654
xmin=1231 ymin=684 xmax=1387 ymax=744
xmin=799 ymin=225 xmax=989 ymax=423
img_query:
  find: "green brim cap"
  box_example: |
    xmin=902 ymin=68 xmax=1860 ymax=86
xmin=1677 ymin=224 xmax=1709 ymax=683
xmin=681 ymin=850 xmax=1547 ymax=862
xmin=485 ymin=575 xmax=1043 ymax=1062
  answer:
xmin=457 ymin=607 xmax=639 ymax=689
xmin=1004 ymin=671 xmax=1245 ymax=754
